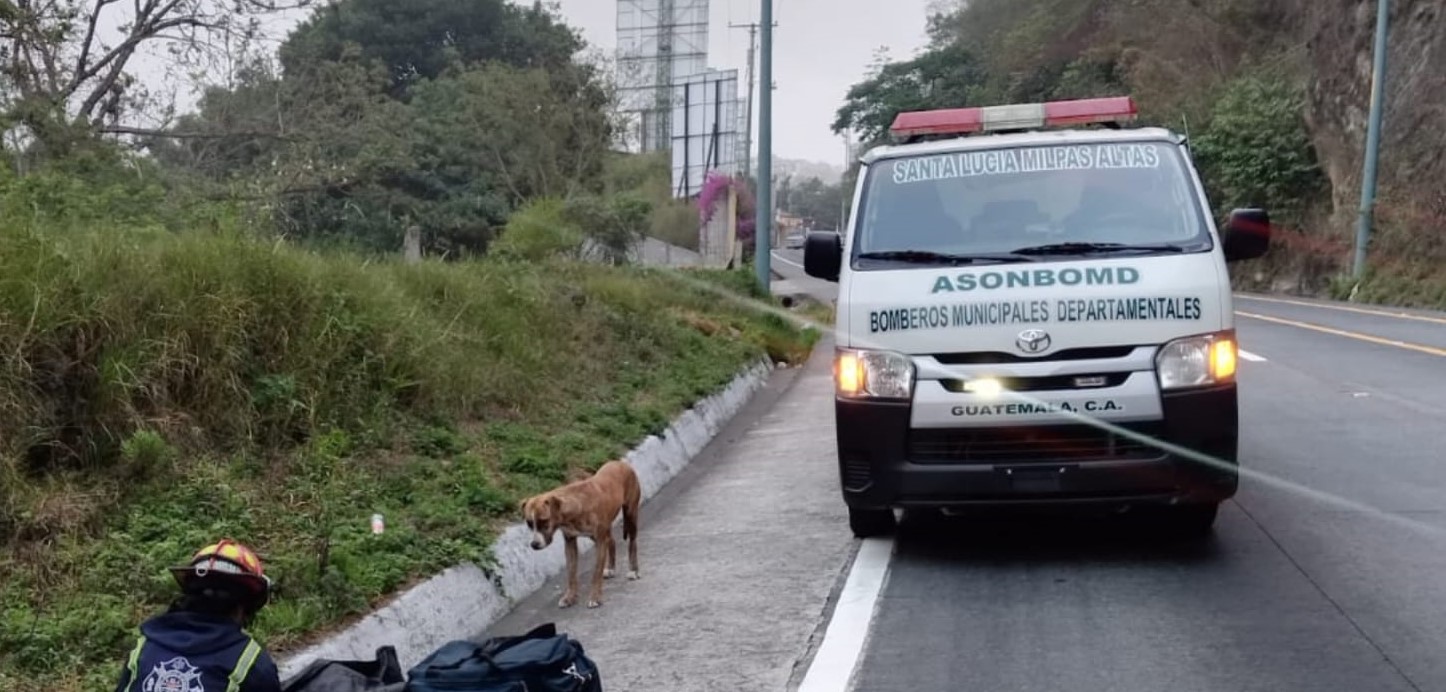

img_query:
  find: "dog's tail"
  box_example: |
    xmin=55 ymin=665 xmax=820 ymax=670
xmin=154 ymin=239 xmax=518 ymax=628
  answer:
xmin=623 ymin=466 xmax=642 ymax=541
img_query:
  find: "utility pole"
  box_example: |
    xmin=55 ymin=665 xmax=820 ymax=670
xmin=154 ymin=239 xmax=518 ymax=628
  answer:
xmin=1352 ymin=0 xmax=1391 ymax=281
xmin=754 ymin=0 xmax=774 ymax=293
xmin=730 ymin=21 xmax=760 ymax=179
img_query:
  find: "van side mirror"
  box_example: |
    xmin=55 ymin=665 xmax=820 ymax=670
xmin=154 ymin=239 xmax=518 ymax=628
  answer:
xmin=1222 ymin=208 xmax=1271 ymax=262
xmin=802 ymin=231 xmax=843 ymax=282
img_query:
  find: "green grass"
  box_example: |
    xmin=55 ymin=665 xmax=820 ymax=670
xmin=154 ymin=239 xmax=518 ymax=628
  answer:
xmin=0 ymin=223 xmax=819 ymax=692
xmin=1326 ymin=266 xmax=1446 ymax=309
xmin=795 ymin=297 xmax=837 ymax=328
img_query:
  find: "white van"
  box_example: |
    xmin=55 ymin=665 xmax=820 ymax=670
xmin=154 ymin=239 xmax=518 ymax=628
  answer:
xmin=801 ymin=97 xmax=1271 ymax=538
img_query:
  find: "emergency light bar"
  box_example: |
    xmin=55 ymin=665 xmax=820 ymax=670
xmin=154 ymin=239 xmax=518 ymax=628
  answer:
xmin=889 ymin=96 xmax=1139 ymax=142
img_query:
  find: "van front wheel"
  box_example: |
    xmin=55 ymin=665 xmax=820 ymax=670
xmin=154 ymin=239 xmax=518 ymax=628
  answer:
xmin=849 ymin=508 xmax=895 ymax=538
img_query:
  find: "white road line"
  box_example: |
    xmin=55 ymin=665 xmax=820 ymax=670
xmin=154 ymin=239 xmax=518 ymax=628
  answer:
xmin=797 ymin=536 xmax=895 ymax=692
xmin=771 ymin=251 xmax=805 ymax=269
xmin=1235 ymin=293 xmax=1446 ymax=325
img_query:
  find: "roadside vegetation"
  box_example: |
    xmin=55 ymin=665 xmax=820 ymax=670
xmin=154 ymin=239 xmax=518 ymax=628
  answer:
xmin=835 ymin=0 xmax=1446 ymax=309
xmin=0 ymin=224 xmax=816 ymax=691
xmin=0 ymin=1 xmax=815 ymax=689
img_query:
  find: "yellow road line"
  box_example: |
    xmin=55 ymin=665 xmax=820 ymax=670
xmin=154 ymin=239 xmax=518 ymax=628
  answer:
xmin=1236 ymin=311 xmax=1446 ymax=357
xmin=1235 ymin=294 xmax=1446 ymax=326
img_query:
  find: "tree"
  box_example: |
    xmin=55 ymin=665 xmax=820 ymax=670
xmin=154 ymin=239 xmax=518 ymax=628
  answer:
xmin=241 ymin=51 xmax=428 ymax=250
xmin=124 ymin=0 xmax=615 ymax=256
xmin=277 ymin=0 xmax=584 ymax=98
xmin=1 ymin=0 xmax=305 ymax=160
xmin=836 ymin=0 xmax=1132 ymax=151
xmin=782 ymin=176 xmax=846 ymax=230
xmin=140 ymin=58 xmax=293 ymax=180
xmin=832 ymin=40 xmax=989 ymax=146
xmin=1192 ymin=72 xmax=1325 ymax=223
xmin=212 ymin=59 xmax=614 ymax=256
xmin=409 ymin=62 xmax=612 ymax=208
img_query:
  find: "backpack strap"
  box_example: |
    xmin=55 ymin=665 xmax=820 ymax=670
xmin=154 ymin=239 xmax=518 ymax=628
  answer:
xmin=123 ymin=635 xmax=147 ymax=692
xmin=225 ymin=638 xmax=264 ymax=692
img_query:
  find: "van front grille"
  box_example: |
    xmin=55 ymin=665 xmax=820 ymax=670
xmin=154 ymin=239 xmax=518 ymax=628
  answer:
xmin=931 ymin=346 xmax=1137 ymax=365
xmin=908 ymin=423 xmax=1167 ymax=465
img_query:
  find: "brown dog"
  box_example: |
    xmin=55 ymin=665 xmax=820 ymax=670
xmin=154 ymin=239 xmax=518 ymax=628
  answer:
xmin=520 ymin=460 xmax=642 ymax=608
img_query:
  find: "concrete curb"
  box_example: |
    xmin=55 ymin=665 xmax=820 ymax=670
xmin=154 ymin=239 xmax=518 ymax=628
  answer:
xmin=276 ymin=359 xmax=775 ymax=679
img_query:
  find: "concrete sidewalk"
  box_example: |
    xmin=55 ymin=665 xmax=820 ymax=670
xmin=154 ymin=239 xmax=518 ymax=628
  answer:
xmin=476 ymin=341 xmax=853 ymax=691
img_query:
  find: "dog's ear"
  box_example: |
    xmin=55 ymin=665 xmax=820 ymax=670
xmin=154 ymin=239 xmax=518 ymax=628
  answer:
xmin=552 ymin=493 xmax=583 ymax=520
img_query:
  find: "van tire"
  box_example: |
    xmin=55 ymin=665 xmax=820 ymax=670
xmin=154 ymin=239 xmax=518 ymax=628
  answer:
xmin=849 ymin=508 xmax=896 ymax=538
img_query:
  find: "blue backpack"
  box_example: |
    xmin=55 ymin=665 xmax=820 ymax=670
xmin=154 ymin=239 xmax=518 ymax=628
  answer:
xmin=282 ymin=646 xmax=406 ymax=692
xmin=405 ymin=623 xmax=601 ymax=692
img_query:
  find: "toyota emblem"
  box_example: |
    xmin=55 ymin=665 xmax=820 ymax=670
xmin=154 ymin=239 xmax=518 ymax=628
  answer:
xmin=1015 ymin=329 xmax=1052 ymax=354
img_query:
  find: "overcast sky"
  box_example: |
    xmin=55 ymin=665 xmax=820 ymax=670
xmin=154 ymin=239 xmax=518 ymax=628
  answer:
xmin=126 ymin=0 xmax=936 ymax=165
xmin=554 ymin=0 xmax=934 ymax=163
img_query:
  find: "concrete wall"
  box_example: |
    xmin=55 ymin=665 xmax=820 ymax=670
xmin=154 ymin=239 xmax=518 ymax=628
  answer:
xmin=580 ymin=236 xmax=709 ymax=268
xmin=633 ymin=236 xmax=704 ymax=267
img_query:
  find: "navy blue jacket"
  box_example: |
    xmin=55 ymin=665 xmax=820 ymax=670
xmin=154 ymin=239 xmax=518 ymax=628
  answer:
xmin=115 ymin=611 xmax=282 ymax=692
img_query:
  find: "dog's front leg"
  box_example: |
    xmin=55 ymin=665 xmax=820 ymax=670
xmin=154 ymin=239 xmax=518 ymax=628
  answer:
xmin=587 ymin=532 xmax=608 ymax=608
xmin=559 ymin=536 xmax=580 ymax=608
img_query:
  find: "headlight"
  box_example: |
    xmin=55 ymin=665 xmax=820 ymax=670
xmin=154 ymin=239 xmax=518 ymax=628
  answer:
xmin=1155 ymin=331 xmax=1237 ymax=390
xmin=835 ymin=348 xmax=915 ymax=400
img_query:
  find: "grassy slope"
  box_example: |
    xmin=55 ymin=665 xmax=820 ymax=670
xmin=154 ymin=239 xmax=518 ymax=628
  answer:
xmin=0 ymin=225 xmax=817 ymax=691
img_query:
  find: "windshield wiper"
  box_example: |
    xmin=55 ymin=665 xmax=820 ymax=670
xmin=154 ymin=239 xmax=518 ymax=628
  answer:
xmin=857 ymin=250 xmax=1036 ymax=265
xmin=1007 ymin=242 xmax=1190 ymax=257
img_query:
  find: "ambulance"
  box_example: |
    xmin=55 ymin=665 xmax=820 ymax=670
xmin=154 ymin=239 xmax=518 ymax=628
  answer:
xmin=801 ymin=97 xmax=1271 ymax=538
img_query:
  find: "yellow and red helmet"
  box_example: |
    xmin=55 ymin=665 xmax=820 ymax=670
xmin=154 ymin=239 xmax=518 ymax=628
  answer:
xmin=169 ymin=539 xmax=272 ymax=611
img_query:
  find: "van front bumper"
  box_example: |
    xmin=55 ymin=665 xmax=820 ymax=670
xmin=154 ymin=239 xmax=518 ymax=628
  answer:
xmin=835 ymin=384 xmax=1239 ymax=510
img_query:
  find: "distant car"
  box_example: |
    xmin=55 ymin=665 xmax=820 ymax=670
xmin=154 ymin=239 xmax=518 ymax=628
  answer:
xmin=783 ymin=231 xmax=806 ymax=249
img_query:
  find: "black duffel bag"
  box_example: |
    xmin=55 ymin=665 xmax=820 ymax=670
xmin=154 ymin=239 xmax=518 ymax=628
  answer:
xmin=405 ymin=623 xmax=601 ymax=692
xmin=282 ymin=645 xmax=407 ymax=692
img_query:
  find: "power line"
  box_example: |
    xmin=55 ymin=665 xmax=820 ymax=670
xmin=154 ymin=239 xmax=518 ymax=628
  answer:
xmin=730 ymin=19 xmax=776 ymax=180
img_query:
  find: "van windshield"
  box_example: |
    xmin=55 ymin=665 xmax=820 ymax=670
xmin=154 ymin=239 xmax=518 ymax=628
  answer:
xmin=852 ymin=141 xmax=1210 ymax=265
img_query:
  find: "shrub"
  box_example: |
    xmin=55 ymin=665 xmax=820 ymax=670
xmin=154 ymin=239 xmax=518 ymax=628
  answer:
xmin=490 ymin=197 xmax=584 ymax=261
xmin=1192 ymin=72 xmax=1328 ymax=224
xmin=564 ymin=193 xmax=653 ymax=265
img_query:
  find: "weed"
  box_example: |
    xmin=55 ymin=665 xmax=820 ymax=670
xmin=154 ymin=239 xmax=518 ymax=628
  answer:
xmin=0 ymin=225 xmax=813 ymax=691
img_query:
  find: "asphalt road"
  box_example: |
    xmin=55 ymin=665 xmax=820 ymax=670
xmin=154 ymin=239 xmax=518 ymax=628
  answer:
xmin=772 ymin=250 xmax=1446 ymax=692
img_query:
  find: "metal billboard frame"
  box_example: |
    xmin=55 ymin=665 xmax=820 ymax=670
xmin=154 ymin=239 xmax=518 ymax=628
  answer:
xmin=670 ymin=68 xmax=742 ymax=200
xmin=616 ymin=0 xmax=709 ymax=153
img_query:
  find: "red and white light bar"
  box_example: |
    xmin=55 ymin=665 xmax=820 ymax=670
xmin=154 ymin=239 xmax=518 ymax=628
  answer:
xmin=889 ymin=96 xmax=1139 ymax=142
